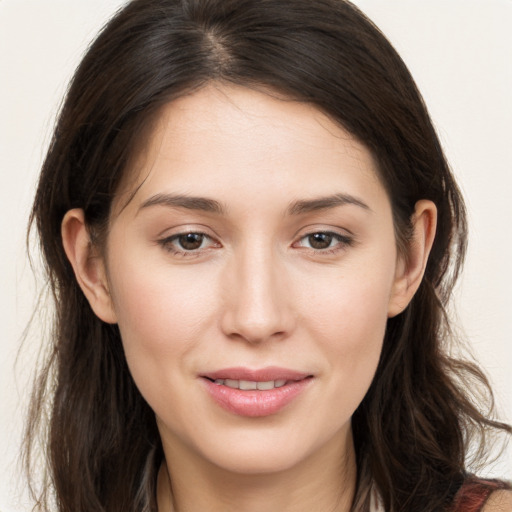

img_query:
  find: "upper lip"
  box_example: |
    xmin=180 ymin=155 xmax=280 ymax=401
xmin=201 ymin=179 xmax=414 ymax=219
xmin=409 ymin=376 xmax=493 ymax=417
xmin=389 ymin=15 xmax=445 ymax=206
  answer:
xmin=201 ymin=366 xmax=311 ymax=382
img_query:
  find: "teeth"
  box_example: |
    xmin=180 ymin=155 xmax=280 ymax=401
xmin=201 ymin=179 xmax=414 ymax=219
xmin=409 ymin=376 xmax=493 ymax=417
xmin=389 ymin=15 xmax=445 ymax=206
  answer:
xmin=239 ymin=380 xmax=257 ymax=390
xmin=212 ymin=379 xmax=288 ymax=390
xmin=257 ymin=381 xmax=274 ymax=390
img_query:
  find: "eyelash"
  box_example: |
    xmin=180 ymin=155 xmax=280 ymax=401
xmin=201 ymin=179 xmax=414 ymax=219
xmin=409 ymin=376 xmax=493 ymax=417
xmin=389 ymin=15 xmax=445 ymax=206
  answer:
xmin=158 ymin=230 xmax=353 ymax=257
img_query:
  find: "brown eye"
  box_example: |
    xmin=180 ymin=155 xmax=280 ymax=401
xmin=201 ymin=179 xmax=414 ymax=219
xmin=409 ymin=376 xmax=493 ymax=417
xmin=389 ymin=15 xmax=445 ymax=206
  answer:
xmin=159 ymin=231 xmax=220 ymax=256
xmin=294 ymin=231 xmax=353 ymax=253
xmin=307 ymin=233 xmax=334 ymax=249
xmin=178 ymin=233 xmax=205 ymax=250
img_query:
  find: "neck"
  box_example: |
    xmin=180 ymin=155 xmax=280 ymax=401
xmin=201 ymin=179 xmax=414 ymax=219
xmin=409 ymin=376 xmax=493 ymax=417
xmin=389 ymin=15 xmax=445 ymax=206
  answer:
xmin=157 ymin=428 xmax=357 ymax=512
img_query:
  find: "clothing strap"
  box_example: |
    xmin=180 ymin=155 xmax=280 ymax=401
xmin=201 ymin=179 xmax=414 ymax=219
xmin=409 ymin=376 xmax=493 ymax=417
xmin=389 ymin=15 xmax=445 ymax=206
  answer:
xmin=369 ymin=477 xmax=511 ymax=512
xmin=451 ymin=476 xmax=511 ymax=512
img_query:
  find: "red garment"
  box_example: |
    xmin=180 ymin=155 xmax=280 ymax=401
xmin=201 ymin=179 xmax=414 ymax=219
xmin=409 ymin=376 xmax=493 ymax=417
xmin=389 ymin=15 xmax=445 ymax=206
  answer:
xmin=452 ymin=477 xmax=511 ymax=512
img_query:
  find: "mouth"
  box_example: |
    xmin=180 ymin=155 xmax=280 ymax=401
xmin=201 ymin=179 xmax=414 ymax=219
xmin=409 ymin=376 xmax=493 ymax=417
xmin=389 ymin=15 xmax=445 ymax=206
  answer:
xmin=205 ymin=378 xmax=289 ymax=390
xmin=200 ymin=367 xmax=313 ymax=417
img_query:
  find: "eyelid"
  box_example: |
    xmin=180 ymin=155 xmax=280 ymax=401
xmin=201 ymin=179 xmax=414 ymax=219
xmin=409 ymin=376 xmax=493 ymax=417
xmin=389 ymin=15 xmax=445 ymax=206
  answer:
xmin=155 ymin=222 xmax=219 ymax=239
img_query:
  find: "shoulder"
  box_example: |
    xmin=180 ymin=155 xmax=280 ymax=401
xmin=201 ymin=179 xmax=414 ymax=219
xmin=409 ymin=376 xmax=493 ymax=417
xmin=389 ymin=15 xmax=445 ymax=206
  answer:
xmin=482 ymin=490 xmax=512 ymax=512
xmin=452 ymin=476 xmax=512 ymax=512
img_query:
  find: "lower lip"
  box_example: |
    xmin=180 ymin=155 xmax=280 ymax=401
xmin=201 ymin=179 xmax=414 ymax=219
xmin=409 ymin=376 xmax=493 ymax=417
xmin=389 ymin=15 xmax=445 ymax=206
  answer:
xmin=202 ymin=378 xmax=312 ymax=417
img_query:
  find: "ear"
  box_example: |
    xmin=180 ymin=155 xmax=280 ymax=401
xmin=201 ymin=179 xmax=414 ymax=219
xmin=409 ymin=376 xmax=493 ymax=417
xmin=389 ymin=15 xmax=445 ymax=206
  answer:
xmin=61 ymin=209 xmax=118 ymax=324
xmin=388 ymin=200 xmax=437 ymax=318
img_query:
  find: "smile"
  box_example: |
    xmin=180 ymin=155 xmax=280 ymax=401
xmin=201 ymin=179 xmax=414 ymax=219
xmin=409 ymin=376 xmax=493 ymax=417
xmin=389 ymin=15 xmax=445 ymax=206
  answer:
xmin=212 ymin=379 xmax=287 ymax=390
xmin=201 ymin=367 xmax=313 ymax=417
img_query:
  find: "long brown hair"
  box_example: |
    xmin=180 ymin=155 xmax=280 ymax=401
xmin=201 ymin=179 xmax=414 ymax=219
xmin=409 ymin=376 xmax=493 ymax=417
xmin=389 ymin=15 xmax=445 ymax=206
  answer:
xmin=26 ymin=0 xmax=511 ymax=511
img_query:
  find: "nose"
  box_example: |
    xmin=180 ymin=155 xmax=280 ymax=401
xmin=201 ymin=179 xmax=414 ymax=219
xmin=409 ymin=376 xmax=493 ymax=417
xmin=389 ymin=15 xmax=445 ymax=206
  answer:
xmin=220 ymin=245 xmax=295 ymax=344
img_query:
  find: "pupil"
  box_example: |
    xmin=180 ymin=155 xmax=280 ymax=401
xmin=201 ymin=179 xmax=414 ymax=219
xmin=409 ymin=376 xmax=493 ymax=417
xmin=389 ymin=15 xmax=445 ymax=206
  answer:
xmin=309 ymin=233 xmax=332 ymax=249
xmin=179 ymin=233 xmax=203 ymax=250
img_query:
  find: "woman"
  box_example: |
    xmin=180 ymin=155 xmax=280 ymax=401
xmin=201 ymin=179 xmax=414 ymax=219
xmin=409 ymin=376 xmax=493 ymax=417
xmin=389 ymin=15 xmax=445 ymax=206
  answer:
xmin=25 ymin=0 xmax=511 ymax=511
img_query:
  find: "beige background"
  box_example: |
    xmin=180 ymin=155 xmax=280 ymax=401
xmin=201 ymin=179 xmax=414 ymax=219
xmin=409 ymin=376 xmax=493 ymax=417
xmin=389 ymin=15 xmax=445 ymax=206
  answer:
xmin=1 ymin=0 xmax=510 ymax=510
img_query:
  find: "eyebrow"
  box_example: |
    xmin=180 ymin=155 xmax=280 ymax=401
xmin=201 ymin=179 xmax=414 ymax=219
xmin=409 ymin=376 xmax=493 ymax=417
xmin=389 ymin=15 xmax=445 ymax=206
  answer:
xmin=138 ymin=192 xmax=370 ymax=216
xmin=287 ymin=193 xmax=371 ymax=215
xmin=139 ymin=193 xmax=225 ymax=214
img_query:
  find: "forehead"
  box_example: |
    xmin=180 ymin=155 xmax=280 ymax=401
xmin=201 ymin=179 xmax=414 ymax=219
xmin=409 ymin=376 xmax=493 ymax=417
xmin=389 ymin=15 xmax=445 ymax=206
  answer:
xmin=113 ymin=83 xmax=385 ymax=215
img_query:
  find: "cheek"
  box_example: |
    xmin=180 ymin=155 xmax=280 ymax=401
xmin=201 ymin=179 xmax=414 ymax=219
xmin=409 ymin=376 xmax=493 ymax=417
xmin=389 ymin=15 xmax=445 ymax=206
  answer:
xmin=301 ymin=256 xmax=393 ymax=344
xmin=106 ymin=252 xmax=220 ymax=387
xmin=320 ymin=285 xmax=387 ymax=380
xmin=299 ymin=260 xmax=394 ymax=398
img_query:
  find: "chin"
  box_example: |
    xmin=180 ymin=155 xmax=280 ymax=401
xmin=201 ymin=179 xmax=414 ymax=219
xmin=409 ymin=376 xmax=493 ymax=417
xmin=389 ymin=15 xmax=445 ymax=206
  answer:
xmin=176 ymin=418 xmax=352 ymax=477
xmin=222 ymin=443 xmax=309 ymax=475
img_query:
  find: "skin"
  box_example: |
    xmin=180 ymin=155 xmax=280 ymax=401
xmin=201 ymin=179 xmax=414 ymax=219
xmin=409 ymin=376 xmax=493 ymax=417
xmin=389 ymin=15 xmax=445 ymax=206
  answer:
xmin=483 ymin=491 xmax=512 ymax=512
xmin=62 ymin=84 xmax=438 ymax=512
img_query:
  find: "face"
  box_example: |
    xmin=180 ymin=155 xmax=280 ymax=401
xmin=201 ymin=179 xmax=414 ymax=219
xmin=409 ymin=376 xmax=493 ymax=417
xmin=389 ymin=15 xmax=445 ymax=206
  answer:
xmin=99 ymin=84 xmax=406 ymax=475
